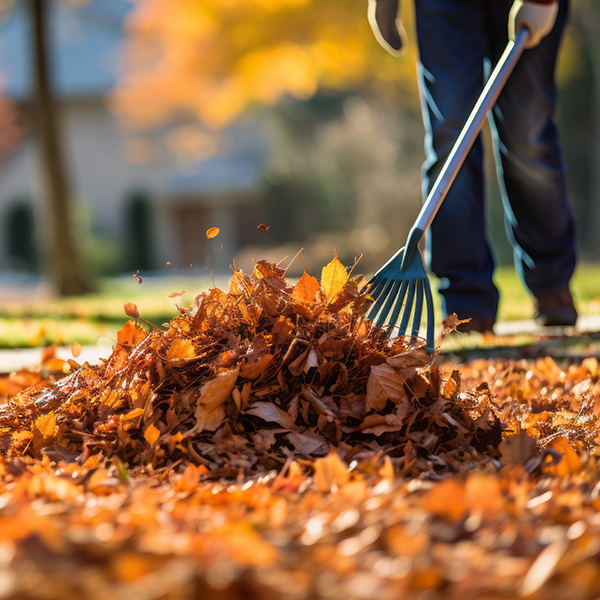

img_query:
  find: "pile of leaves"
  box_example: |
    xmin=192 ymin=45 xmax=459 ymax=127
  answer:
xmin=3 ymin=256 xmax=600 ymax=598
xmin=1 ymin=256 xmax=501 ymax=477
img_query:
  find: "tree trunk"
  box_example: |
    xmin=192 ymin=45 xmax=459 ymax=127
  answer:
xmin=29 ymin=0 xmax=96 ymax=296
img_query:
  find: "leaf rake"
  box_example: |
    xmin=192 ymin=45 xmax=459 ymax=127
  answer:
xmin=365 ymin=29 xmax=530 ymax=354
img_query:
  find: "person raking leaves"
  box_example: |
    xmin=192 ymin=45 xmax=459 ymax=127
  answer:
xmin=368 ymin=0 xmax=578 ymax=333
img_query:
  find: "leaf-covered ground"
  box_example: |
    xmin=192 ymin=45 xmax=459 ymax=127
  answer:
xmin=0 ymin=257 xmax=599 ymax=599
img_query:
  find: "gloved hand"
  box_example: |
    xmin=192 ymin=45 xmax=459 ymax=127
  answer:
xmin=367 ymin=0 xmax=406 ymax=57
xmin=508 ymin=0 xmax=558 ymax=49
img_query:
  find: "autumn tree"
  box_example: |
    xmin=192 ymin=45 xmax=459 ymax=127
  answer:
xmin=110 ymin=0 xmax=418 ymax=146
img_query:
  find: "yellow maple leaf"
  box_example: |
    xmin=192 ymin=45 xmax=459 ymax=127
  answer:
xmin=320 ymin=251 xmax=348 ymax=302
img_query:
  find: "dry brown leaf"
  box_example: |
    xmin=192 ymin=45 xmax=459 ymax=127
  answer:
xmin=124 ymin=302 xmax=139 ymax=319
xmin=366 ymin=364 xmax=406 ymax=411
xmin=245 ymin=402 xmax=296 ymax=430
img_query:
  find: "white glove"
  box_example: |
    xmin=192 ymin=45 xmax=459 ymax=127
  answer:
xmin=367 ymin=0 xmax=406 ymax=57
xmin=509 ymin=0 xmax=559 ymax=49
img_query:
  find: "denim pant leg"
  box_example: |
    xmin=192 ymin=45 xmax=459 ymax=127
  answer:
xmin=488 ymin=0 xmax=576 ymax=297
xmin=415 ymin=0 xmax=499 ymax=322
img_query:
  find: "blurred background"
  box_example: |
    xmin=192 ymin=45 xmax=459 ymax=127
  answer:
xmin=0 ymin=0 xmax=596 ymax=303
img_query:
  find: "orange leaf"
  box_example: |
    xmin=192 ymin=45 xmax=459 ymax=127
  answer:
xmin=313 ymin=452 xmax=350 ymax=492
xmin=124 ymin=302 xmax=139 ymax=319
xmin=549 ymin=437 xmax=582 ymax=476
xmin=190 ymin=368 xmax=239 ymax=434
xmin=117 ymin=321 xmax=147 ymax=347
xmin=168 ymin=290 xmax=186 ymax=298
xmin=144 ymin=423 xmax=161 ymax=447
xmin=206 ymin=227 xmax=220 ymax=239
xmin=71 ymin=341 xmax=82 ymax=358
xmin=320 ymin=251 xmax=348 ymax=302
xmin=293 ymin=271 xmax=320 ymax=304
xmin=257 ymin=223 xmax=270 ymax=230
xmin=166 ymin=337 xmax=195 ymax=361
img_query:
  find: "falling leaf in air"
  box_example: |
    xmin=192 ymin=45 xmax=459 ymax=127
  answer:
xmin=124 ymin=302 xmax=139 ymax=319
xmin=257 ymin=223 xmax=270 ymax=230
xmin=206 ymin=227 xmax=220 ymax=239
xmin=168 ymin=290 xmax=186 ymax=298
xmin=321 ymin=251 xmax=348 ymax=302
xmin=132 ymin=270 xmax=143 ymax=284
xmin=71 ymin=341 xmax=82 ymax=358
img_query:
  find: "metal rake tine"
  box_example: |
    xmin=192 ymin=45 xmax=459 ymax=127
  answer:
xmin=368 ymin=277 xmax=387 ymax=301
xmin=374 ymin=280 xmax=402 ymax=328
xmin=423 ymin=276 xmax=435 ymax=353
xmin=367 ymin=279 xmax=394 ymax=321
xmin=387 ymin=280 xmax=409 ymax=331
xmin=410 ymin=280 xmax=424 ymax=339
xmin=398 ymin=280 xmax=417 ymax=336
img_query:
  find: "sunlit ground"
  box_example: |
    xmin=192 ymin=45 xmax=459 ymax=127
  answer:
xmin=0 ymin=264 xmax=598 ymax=349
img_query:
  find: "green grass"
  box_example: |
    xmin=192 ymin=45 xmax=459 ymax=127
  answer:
xmin=0 ymin=275 xmax=227 ymax=349
xmin=0 ymin=265 xmax=599 ymax=350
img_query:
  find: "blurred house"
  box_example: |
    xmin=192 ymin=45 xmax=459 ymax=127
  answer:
xmin=0 ymin=0 xmax=268 ymax=276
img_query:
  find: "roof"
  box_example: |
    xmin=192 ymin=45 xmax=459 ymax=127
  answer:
xmin=0 ymin=0 xmax=131 ymax=99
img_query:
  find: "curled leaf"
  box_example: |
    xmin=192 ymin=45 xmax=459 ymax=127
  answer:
xmin=124 ymin=302 xmax=139 ymax=319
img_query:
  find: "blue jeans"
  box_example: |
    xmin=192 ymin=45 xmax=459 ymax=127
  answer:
xmin=415 ymin=0 xmax=576 ymax=322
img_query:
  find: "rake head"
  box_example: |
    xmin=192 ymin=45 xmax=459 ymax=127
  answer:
xmin=365 ymin=230 xmax=435 ymax=354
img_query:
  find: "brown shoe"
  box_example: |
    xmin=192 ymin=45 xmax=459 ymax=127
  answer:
xmin=534 ymin=287 xmax=577 ymax=327
xmin=456 ymin=316 xmax=495 ymax=334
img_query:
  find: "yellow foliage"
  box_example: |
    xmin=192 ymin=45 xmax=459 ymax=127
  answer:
xmin=111 ymin=0 xmax=419 ymax=133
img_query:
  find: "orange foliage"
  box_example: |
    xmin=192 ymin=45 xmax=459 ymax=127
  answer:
xmin=110 ymin=0 xmax=418 ymax=137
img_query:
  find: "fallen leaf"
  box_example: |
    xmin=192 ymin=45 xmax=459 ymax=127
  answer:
xmin=293 ymin=271 xmax=320 ymax=305
xmin=245 ymin=402 xmax=296 ymax=429
xmin=366 ymin=364 xmax=406 ymax=411
xmin=321 ymin=251 xmax=348 ymax=302
xmin=117 ymin=321 xmax=147 ymax=347
xmin=314 ymin=452 xmax=349 ymax=491
xmin=144 ymin=423 xmax=161 ymax=447
xmin=166 ymin=338 xmax=195 ymax=361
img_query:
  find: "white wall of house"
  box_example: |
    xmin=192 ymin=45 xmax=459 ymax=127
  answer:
xmin=0 ymin=96 xmax=268 ymax=273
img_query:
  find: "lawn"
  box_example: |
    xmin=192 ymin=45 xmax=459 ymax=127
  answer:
xmin=0 ymin=264 xmax=598 ymax=349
